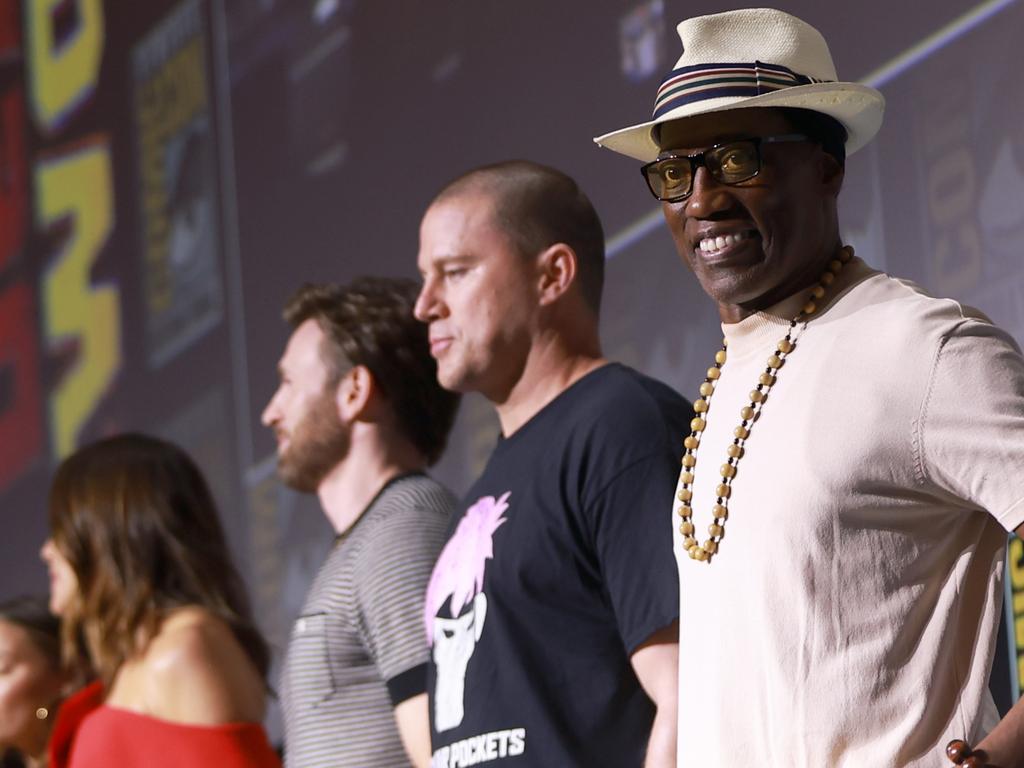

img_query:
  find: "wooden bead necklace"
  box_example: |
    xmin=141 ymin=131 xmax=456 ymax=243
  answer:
xmin=676 ymin=245 xmax=854 ymax=563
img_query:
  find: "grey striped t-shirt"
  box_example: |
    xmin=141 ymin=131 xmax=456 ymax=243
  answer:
xmin=281 ymin=474 xmax=454 ymax=767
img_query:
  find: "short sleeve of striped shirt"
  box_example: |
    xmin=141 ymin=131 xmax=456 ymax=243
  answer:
xmin=351 ymin=477 xmax=453 ymax=704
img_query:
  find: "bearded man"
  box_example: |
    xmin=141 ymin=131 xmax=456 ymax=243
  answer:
xmin=262 ymin=278 xmax=460 ymax=767
xmin=595 ymin=7 xmax=1024 ymax=767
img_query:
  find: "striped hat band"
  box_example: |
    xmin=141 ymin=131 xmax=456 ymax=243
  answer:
xmin=653 ymin=60 xmax=832 ymax=119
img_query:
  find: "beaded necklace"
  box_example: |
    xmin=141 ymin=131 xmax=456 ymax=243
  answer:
xmin=676 ymin=245 xmax=854 ymax=563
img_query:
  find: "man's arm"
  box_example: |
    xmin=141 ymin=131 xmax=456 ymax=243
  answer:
xmin=963 ymin=524 xmax=1024 ymax=768
xmin=394 ymin=692 xmax=431 ymax=768
xmin=971 ymin=701 xmax=1024 ymax=768
xmin=630 ymin=621 xmax=679 ymax=768
xmin=914 ymin=323 xmax=1024 ymax=767
xmin=351 ymin=485 xmax=453 ymax=768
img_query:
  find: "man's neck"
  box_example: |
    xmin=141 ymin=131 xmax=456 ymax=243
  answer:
xmin=316 ymin=436 xmax=424 ymax=535
xmin=493 ymin=329 xmax=606 ymax=436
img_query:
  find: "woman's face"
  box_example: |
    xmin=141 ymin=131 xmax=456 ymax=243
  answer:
xmin=40 ymin=539 xmax=78 ymax=616
xmin=0 ymin=619 xmax=63 ymax=755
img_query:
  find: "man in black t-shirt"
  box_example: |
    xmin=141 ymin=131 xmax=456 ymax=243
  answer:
xmin=414 ymin=161 xmax=692 ymax=767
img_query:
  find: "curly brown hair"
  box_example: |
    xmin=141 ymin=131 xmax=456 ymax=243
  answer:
xmin=284 ymin=277 xmax=460 ymax=465
xmin=47 ymin=434 xmax=270 ymax=688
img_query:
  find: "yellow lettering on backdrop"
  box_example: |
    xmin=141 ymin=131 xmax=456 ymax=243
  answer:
xmin=26 ymin=0 xmax=105 ymax=131
xmin=1009 ymin=537 xmax=1024 ymax=591
xmin=135 ymin=36 xmax=208 ymax=313
xmin=37 ymin=144 xmax=120 ymax=456
xmin=1010 ymin=537 xmax=1024 ymax=689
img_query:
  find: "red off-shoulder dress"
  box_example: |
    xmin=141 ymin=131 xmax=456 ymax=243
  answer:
xmin=50 ymin=682 xmax=282 ymax=768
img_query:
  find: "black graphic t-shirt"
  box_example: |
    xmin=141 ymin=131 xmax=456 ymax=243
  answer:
xmin=425 ymin=364 xmax=692 ymax=768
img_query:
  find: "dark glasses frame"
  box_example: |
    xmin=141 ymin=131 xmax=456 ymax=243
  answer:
xmin=640 ymin=133 xmax=811 ymax=203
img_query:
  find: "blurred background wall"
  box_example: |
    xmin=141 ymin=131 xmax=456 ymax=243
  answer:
xmin=1 ymin=0 xmax=1022 ymax=737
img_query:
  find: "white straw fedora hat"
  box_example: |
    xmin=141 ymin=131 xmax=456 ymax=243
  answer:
xmin=594 ymin=8 xmax=884 ymax=161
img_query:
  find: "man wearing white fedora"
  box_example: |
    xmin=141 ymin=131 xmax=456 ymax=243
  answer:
xmin=596 ymin=7 xmax=1024 ymax=768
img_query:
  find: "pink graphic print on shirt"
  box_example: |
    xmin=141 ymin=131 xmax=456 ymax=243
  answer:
xmin=424 ymin=491 xmax=509 ymax=732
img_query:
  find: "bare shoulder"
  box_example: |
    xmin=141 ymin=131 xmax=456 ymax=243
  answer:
xmin=140 ymin=606 xmax=266 ymax=725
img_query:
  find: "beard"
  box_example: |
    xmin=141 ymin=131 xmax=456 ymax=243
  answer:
xmin=276 ymin=392 xmax=349 ymax=492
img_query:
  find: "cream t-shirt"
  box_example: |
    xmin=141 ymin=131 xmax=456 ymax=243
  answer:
xmin=674 ymin=259 xmax=1024 ymax=767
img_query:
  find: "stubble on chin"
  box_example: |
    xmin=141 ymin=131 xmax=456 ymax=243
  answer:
xmin=276 ymin=453 xmax=320 ymax=493
xmin=434 ymin=356 xmax=468 ymax=394
xmin=275 ymin=396 xmax=349 ymax=493
xmin=436 ymin=371 xmax=461 ymax=394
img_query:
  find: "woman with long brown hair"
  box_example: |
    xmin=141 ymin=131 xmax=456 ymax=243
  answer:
xmin=40 ymin=433 xmax=280 ymax=768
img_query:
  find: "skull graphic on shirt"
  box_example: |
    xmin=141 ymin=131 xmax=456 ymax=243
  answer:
xmin=425 ymin=492 xmax=509 ymax=732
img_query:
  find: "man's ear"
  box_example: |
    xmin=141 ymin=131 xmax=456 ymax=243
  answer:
xmin=335 ymin=365 xmax=374 ymax=423
xmin=536 ymin=243 xmax=578 ymax=307
xmin=821 ymin=151 xmax=845 ymax=196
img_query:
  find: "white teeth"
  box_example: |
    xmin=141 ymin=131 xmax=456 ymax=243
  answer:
xmin=699 ymin=231 xmax=750 ymax=254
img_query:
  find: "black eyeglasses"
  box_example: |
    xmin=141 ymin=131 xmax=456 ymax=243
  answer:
xmin=640 ymin=133 xmax=810 ymax=203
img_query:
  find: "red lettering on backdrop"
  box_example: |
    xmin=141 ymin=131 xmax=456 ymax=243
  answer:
xmin=0 ymin=86 xmax=28 ymax=269
xmin=0 ymin=282 xmax=43 ymax=489
xmin=0 ymin=0 xmax=18 ymax=53
xmin=0 ymin=0 xmax=38 ymax=491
